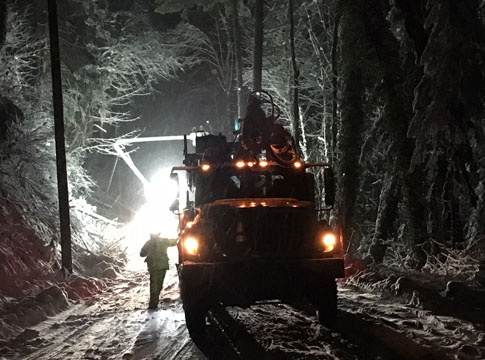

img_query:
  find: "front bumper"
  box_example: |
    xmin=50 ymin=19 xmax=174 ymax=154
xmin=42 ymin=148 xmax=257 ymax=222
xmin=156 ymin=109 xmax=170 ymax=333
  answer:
xmin=178 ymin=258 xmax=344 ymax=307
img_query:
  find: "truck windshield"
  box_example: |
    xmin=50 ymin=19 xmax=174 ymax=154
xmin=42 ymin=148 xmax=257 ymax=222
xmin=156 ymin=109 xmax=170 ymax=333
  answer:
xmin=195 ymin=168 xmax=313 ymax=204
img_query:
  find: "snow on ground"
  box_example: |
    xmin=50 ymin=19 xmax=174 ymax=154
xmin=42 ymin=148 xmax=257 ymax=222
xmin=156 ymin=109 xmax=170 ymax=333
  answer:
xmin=0 ymin=265 xmax=204 ymax=360
xmin=2 ymin=262 xmax=485 ymax=359
xmin=338 ymin=284 xmax=485 ymax=359
xmin=228 ymin=272 xmax=485 ymax=360
xmin=229 ymin=303 xmax=361 ymax=359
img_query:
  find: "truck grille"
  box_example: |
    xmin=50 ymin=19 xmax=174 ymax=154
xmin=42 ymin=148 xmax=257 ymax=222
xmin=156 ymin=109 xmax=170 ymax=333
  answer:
xmin=208 ymin=206 xmax=316 ymax=259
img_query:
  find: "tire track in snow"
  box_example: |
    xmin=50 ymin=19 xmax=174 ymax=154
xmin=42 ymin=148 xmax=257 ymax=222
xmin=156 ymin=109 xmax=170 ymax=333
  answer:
xmin=7 ymin=268 xmax=204 ymax=360
xmin=221 ymin=283 xmax=484 ymax=359
xmin=338 ymin=284 xmax=484 ymax=359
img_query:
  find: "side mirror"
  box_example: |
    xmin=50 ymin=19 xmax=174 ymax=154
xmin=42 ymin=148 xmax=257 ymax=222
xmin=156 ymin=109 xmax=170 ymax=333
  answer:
xmin=169 ymin=199 xmax=179 ymax=213
xmin=323 ymin=167 xmax=335 ymax=207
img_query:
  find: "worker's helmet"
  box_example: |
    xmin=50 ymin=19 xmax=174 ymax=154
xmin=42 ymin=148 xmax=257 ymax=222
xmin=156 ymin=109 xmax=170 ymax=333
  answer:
xmin=150 ymin=232 xmax=161 ymax=239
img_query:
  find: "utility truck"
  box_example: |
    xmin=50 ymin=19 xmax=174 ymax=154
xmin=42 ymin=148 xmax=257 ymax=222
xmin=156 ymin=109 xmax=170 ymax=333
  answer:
xmin=170 ymin=92 xmax=344 ymax=337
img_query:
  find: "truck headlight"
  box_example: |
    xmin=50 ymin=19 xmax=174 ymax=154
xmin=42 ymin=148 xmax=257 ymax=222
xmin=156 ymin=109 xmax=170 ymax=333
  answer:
xmin=322 ymin=232 xmax=337 ymax=252
xmin=184 ymin=237 xmax=199 ymax=255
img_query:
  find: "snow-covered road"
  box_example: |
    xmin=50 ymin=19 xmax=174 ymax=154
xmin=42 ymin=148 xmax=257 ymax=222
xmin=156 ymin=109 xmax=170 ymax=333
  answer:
xmin=3 ymin=266 xmax=484 ymax=360
xmin=3 ymin=267 xmax=204 ymax=360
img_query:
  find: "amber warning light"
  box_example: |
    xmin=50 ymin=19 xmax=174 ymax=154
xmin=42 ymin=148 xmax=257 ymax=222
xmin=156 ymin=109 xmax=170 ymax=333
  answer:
xmin=236 ymin=160 xmax=270 ymax=168
xmin=201 ymin=164 xmax=211 ymax=171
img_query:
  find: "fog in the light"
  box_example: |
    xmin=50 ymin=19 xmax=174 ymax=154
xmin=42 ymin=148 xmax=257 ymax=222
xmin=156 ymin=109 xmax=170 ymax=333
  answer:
xmin=123 ymin=168 xmax=180 ymax=270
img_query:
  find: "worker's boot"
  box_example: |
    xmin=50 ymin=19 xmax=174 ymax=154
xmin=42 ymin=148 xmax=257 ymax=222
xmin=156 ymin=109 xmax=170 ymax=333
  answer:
xmin=148 ymin=299 xmax=158 ymax=310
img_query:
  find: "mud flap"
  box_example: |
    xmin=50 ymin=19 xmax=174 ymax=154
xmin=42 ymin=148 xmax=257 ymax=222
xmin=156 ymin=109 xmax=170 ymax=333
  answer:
xmin=314 ymin=278 xmax=337 ymax=328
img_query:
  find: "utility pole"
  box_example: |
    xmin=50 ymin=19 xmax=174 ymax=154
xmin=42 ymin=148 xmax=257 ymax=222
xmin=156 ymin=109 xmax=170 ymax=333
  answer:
xmin=252 ymin=0 xmax=264 ymax=91
xmin=47 ymin=0 xmax=72 ymax=274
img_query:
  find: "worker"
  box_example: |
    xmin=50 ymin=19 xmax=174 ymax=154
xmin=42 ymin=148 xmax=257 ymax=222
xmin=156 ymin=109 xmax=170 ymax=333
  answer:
xmin=140 ymin=233 xmax=178 ymax=309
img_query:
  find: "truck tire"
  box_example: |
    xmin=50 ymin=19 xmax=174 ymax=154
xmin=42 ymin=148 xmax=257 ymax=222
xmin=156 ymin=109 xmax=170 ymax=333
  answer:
xmin=315 ymin=278 xmax=337 ymax=328
xmin=184 ymin=305 xmax=208 ymax=340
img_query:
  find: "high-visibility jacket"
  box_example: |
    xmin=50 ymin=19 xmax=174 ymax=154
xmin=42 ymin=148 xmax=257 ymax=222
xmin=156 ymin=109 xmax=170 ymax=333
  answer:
xmin=140 ymin=237 xmax=178 ymax=271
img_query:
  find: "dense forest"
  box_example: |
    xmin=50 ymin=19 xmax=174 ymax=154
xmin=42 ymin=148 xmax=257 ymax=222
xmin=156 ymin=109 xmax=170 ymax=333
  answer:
xmin=0 ymin=0 xmax=484 ymax=280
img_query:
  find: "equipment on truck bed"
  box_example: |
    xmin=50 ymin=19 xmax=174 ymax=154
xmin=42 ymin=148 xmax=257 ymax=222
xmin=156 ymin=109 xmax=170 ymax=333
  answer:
xmin=170 ymin=91 xmax=344 ymax=339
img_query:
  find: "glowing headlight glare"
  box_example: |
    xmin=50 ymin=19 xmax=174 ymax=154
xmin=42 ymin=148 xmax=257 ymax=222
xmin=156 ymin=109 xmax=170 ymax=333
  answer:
xmin=259 ymin=160 xmax=268 ymax=167
xmin=184 ymin=237 xmax=198 ymax=255
xmin=236 ymin=161 xmax=245 ymax=168
xmin=293 ymin=161 xmax=302 ymax=168
xmin=247 ymin=161 xmax=255 ymax=167
xmin=201 ymin=164 xmax=211 ymax=171
xmin=322 ymin=233 xmax=337 ymax=252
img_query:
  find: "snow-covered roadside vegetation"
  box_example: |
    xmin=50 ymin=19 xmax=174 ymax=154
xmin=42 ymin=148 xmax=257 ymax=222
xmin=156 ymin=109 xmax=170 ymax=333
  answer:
xmin=0 ymin=0 xmax=196 ymax=341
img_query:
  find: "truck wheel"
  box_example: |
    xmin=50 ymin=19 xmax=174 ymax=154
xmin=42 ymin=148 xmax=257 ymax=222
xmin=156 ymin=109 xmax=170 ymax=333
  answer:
xmin=315 ymin=278 xmax=337 ymax=328
xmin=184 ymin=305 xmax=208 ymax=340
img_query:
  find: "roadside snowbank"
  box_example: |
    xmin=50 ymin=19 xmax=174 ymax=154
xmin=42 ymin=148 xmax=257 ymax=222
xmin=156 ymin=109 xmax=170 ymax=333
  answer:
xmin=0 ymin=198 xmax=120 ymax=344
xmin=0 ymin=204 xmax=55 ymax=299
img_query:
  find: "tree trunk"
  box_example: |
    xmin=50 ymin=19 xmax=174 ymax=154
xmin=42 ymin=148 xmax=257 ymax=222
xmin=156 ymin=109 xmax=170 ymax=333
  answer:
xmin=252 ymin=0 xmax=263 ymax=91
xmin=338 ymin=2 xmax=365 ymax=253
xmin=287 ymin=0 xmax=302 ymax=155
xmin=231 ymin=0 xmax=244 ymax=119
xmin=357 ymin=0 xmax=427 ymax=267
xmin=0 ymin=1 xmax=6 ymax=49
xmin=330 ymin=8 xmax=341 ymax=165
xmin=393 ymin=0 xmax=428 ymax=60
xmin=371 ymin=173 xmax=398 ymax=262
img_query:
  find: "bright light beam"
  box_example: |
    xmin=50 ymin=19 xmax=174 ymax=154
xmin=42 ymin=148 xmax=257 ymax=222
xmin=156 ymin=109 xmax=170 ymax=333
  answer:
xmin=113 ymin=132 xmax=208 ymax=188
xmin=124 ymin=168 xmax=179 ymax=242
xmin=123 ymin=168 xmax=180 ymax=270
xmin=114 ymin=133 xmax=207 ymax=269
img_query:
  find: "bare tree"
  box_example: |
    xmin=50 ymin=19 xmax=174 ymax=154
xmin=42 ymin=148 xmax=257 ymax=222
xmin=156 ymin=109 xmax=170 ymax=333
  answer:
xmin=287 ymin=0 xmax=302 ymax=157
xmin=232 ymin=0 xmax=244 ymax=118
xmin=252 ymin=0 xmax=264 ymax=91
xmin=337 ymin=0 xmax=365 ymax=253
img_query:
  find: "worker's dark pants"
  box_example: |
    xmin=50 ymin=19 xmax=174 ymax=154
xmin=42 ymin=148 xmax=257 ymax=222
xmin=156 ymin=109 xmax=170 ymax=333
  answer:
xmin=149 ymin=269 xmax=167 ymax=308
